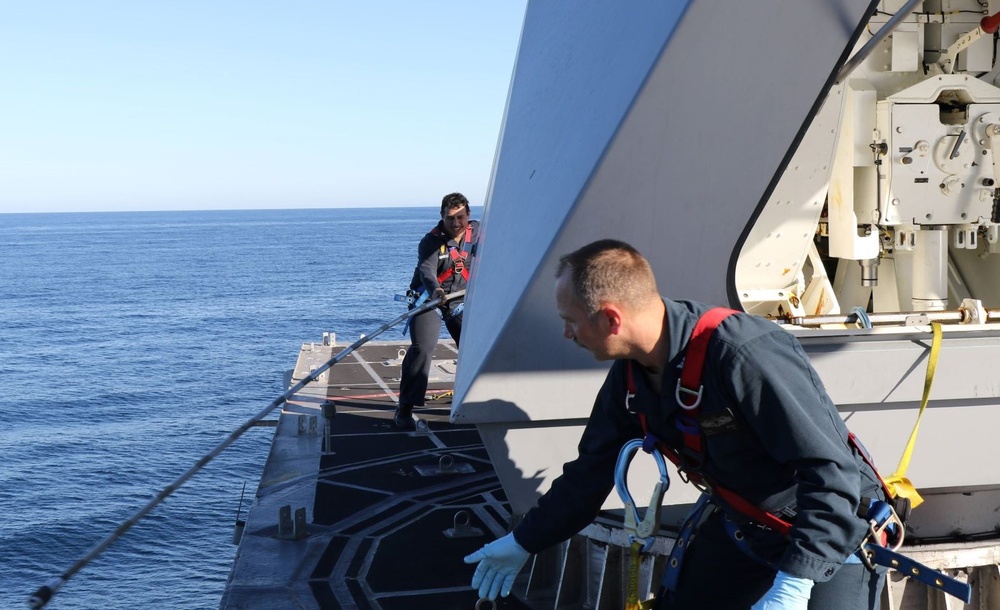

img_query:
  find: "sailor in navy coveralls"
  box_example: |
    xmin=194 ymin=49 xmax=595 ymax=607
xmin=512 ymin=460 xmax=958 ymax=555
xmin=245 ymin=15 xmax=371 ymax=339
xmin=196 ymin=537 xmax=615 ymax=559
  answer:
xmin=395 ymin=192 xmax=478 ymax=429
xmin=465 ymin=239 xmax=887 ymax=609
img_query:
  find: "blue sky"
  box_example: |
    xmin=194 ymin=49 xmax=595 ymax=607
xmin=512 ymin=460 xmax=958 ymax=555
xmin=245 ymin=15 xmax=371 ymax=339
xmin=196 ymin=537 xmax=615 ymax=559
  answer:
xmin=0 ymin=2 xmax=526 ymax=213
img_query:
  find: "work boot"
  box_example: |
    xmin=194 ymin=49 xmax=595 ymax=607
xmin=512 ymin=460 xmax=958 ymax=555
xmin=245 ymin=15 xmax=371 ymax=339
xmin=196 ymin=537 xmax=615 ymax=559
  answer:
xmin=393 ymin=405 xmax=415 ymax=430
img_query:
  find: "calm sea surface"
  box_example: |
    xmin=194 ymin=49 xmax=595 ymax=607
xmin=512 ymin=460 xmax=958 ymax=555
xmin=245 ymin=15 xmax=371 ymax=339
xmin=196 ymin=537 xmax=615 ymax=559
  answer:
xmin=0 ymin=207 xmax=452 ymax=609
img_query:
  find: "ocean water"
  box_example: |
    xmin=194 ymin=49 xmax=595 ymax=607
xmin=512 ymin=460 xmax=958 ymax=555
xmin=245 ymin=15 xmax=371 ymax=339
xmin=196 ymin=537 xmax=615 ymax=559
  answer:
xmin=0 ymin=207 xmax=452 ymax=610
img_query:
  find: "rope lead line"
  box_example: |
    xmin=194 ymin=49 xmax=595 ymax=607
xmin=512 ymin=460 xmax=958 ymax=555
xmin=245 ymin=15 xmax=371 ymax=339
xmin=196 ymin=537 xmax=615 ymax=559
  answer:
xmin=26 ymin=290 xmax=464 ymax=610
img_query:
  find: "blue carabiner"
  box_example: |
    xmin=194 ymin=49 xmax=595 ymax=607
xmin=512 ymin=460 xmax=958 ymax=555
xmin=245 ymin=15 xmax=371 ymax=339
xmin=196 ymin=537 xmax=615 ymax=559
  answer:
xmin=614 ymin=439 xmax=670 ymax=550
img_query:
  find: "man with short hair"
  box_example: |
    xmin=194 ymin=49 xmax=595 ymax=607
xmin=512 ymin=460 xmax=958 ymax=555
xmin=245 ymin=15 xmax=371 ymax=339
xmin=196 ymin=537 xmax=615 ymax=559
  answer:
xmin=395 ymin=192 xmax=478 ymax=429
xmin=465 ymin=239 xmax=888 ymax=609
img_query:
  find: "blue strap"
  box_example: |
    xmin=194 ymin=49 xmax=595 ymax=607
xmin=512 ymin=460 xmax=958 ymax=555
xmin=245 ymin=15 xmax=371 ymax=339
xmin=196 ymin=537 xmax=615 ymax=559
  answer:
xmin=641 ymin=432 xmax=658 ymax=454
xmin=864 ymin=498 xmax=899 ymax=539
xmin=674 ymin=414 xmax=700 ymax=436
xmin=445 ymin=301 xmax=464 ymax=319
xmin=401 ymin=290 xmax=430 ymax=336
xmin=851 ymin=306 xmax=872 ymax=329
xmin=864 ymin=543 xmax=971 ymax=603
xmin=718 ymin=510 xmax=784 ymax=570
xmin=660 ymin=494 xmax=712 ymax=592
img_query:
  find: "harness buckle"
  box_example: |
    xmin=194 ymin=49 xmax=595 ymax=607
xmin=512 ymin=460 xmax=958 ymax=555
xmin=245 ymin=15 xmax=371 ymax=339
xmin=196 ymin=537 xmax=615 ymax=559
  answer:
xmin=674 ymin=381 xmax=703 ymax=410
xmin=868 ymin=506 xmax=905 ymax=551
xmin=676 ymin=467 xmax=711 ymax=494
xmin=453 ymin=259 xmax=465 ymax=274
xmin=859 ymin=499 xmax=905 ymax=570
xmin=674 ymin=456 xmax=710 ymax=493
xmin=678 ymin=446 xmax=705 ymax=471
xmin=872 ymin=500 xmax=904 ymax=547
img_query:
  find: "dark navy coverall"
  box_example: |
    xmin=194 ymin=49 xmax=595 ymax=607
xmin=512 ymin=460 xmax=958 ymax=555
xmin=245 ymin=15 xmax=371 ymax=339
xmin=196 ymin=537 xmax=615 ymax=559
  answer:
xmin=513 ymin=298 xmax=887 ymax=609
xmin=398 ymin=219 xmax=478 ymax=410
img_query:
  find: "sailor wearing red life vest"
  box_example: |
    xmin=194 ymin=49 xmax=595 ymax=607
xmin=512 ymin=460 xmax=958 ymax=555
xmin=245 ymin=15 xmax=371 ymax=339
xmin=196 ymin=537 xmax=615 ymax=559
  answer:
xmin=464 ymin=239 xmax=888 ymax=609
xmin=395 ymin=192 xmax=478 ymax=429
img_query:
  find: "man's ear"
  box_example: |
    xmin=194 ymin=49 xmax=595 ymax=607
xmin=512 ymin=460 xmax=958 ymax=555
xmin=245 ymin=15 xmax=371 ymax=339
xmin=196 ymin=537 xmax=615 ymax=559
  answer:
xmin=601 ymin=305 xmax=623 ymax=335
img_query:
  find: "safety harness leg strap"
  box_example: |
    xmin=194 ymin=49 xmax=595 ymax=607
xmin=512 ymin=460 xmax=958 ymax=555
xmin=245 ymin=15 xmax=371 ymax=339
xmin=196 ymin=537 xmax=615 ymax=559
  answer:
xmin=863 ymin=543 xmax=972 ymax=603
xmin=718 ymin=518 xmax=970 ymax=603
xmin=659 ymin=494 xmax=713 ymax=593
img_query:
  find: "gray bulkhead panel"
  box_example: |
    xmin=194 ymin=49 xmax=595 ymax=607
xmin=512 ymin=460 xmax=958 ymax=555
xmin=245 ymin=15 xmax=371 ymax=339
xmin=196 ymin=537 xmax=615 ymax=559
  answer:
xmin=797 ymin=327 xmax=1000 ymax=491
xmin=452 ymin=0 xmax=880 ymax=519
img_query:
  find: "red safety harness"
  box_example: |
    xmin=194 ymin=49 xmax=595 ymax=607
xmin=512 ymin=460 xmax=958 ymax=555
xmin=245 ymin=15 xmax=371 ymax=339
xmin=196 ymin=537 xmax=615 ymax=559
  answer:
xmin=633 ymin=307 xmax=973 ymax=602
xmin=628 ymin=307 xmax=901 ymax=537
xmin=431 ymin=224 xmax=474 ymax=285
xmin=627 ymin=307 xmax=795 ymax=535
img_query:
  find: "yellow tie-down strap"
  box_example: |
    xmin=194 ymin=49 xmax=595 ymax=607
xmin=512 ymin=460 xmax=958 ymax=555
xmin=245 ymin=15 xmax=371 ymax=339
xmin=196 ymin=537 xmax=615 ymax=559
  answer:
xmin=883 ymin=321 xmax=942 ymax=509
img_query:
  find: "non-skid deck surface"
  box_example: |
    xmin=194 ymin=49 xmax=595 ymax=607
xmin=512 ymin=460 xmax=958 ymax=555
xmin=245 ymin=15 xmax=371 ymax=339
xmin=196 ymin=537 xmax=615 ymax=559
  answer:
xmin=222 ymin=341 xmax=531 ymax=609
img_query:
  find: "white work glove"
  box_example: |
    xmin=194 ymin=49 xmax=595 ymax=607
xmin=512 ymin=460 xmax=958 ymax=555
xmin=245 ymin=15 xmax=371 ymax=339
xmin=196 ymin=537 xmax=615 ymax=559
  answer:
xmin=463 ymin=532 xmax=531 ymax=600
xmin=750 ymin=571 xmax=814 ymax=610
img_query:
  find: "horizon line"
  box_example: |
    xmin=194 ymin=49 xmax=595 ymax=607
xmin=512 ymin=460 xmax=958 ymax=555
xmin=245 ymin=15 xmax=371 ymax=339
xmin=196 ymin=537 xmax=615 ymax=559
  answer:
xmin=0 ymin=203 xmax=489 ymax=216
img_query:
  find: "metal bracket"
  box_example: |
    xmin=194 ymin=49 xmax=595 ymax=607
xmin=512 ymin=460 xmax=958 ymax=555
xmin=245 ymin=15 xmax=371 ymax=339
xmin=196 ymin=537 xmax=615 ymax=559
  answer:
xmin=414 ymin=454 xmax=475 ymax=476
xmin=443 ymin=510 xmax=484 ymax=538
xmin=278 ymin=505 xmax=307 ymax=540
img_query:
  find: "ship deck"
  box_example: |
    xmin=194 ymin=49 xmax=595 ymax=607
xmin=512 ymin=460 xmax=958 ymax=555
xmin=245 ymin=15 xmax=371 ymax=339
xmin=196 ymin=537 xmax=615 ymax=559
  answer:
xmin=221 ymin=339 xmax=530 ymax=609
xmin=219 ymin=336 xmax=1000 ymax=610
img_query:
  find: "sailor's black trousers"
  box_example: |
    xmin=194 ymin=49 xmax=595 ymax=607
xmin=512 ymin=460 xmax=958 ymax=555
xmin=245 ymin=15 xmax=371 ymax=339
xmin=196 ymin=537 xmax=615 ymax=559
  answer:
xmin=656 ymin=510 xmax=886 ymax=609
xmin=398 ymin=306 xmax=461 ymax=411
